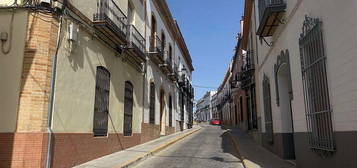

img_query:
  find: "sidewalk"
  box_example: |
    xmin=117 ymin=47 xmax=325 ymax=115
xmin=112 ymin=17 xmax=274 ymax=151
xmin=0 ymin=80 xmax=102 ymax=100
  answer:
xmin=74 ymin=126 xmax=201 ymax=168
xmin=228 ymin=128 xmax=296 ymax=168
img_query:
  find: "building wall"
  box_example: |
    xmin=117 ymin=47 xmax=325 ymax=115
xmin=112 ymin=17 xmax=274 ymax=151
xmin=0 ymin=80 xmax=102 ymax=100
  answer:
xmin=53 ymin=19 xmax=143 ymax=134
xmin=255 ymin=0 xmax=357 ymax=166
xmin=142 ymin=0 xmax=193 ymax=133
xmin=0 ymin=9 xmax=28 ymax=133
xmin=0 ymin=10 xmax=58 ymax=168
xmin=0 ymin=0 xmax=193 ymax=167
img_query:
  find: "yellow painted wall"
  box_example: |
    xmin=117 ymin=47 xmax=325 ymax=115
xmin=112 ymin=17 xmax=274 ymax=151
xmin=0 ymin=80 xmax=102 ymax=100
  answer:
xmin=0 ymin=9 xmax=28 ymax=132
xmin=52 ymin=19 xmax=143 ymax=134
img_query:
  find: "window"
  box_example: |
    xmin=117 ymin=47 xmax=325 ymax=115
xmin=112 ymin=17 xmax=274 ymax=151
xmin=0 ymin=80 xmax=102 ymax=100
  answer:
xmin=161 ymin=32 xmax=166 ymax=52
xmin=124 ymin=81 xmax=134 ymax=136
xmin=263 ymin=75 xmax=273 ymax=143
xmin=169 ymin=95 xmax=173 ymax=127
xmin=150 ymin=15 xmax=157 ymax=50
xmin=127 ymin=2 xmax=135 ymax=25
xmin=240 ymin=97 xmax=243 ymax=121
xmin=168 ymin=44 xmax=173 ymax=64
xmin=93 ymin=66 xmax=110 ymax=137
xmin=149 ymin=82 xmax=155 ymax=124
xmin=299 ymin=16 xmax=335 ymax=152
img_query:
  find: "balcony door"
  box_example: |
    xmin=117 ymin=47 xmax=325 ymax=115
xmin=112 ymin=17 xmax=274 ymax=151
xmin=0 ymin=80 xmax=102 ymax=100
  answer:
xmin=150 ymin=15 xmax=157 ymax=50
xmin=128 ymin=2 xmax=135 ymax=25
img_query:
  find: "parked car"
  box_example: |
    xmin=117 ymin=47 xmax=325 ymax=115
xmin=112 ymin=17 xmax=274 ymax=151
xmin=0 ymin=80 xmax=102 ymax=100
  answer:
xmin=210 ymin=119 xmax=221 ymax=125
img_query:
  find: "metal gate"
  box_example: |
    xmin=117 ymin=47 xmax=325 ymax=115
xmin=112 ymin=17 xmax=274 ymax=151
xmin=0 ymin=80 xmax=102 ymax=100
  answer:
xmin=299 ymin=16 xmax=335 ymax=153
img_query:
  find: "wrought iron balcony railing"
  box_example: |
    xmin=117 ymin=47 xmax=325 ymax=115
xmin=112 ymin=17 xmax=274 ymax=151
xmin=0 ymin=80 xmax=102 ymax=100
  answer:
xmin=127 ymin=25 xmax=145 ymax=55
xmin=149 ymin=35 xmax=165 ymax=64
xmin=257 ymin=0 xmax=286 ymax=37
xmin=159 ymin=53 xmax=173 ymax=74
xmin=93 ymin=0 xmax=128 ymax=46
xmin=169 ymin=64 xmax=179 ymax=81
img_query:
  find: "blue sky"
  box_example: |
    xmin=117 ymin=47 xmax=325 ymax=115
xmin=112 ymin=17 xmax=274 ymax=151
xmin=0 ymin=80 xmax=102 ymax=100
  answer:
xmin=167 ymin=0 xmax=244 ymax=101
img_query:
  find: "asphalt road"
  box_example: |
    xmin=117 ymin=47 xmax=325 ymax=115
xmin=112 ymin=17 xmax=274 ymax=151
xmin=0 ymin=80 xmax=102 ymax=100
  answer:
xmin=135 ymin=125 xmax=244 ymax=168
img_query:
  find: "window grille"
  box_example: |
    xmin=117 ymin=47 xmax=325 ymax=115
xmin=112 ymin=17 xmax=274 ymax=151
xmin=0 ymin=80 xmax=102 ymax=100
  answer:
xmin=263 ymin=75 xmax=274 ymax=143
xmin=93 ymin=66 xmax=110 ymax=137
xmin=149 ymin=82 xmax=155 ymax=124
xmin=124 ymin=81 xmax=134 ymax=136
xmin=169 ymin=96 xmax=173 ymax=127
xmin=299 ymin=16 xmax=335 ymax=152
xmin=240 ymin=97 xmax=244 ymax=121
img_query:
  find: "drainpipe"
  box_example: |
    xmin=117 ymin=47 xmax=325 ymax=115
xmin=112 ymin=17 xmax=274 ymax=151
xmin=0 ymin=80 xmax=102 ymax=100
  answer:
xmin=45 ymin=7 xmax=64 ymax=168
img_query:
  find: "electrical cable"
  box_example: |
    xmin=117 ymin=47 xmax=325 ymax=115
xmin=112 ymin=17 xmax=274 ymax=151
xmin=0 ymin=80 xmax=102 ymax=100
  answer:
xmin=1 ymin=9 xmax=14 ymax=54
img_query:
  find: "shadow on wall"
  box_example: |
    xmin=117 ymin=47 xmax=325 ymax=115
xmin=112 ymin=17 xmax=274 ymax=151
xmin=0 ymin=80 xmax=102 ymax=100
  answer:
xmin=0 ymin=134 xmax=14 ymax=168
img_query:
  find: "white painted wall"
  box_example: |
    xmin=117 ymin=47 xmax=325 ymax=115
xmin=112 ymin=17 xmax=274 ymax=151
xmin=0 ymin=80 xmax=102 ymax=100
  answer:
xmin=255 ymin=0 xmax=357 ymax=133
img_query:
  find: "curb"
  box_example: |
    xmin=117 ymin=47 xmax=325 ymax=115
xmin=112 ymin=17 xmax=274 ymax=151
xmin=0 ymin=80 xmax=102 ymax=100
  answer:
xmin=118 ymin=127 xmax=202 ymax=168
xmin=228 ymin=131 xmax=251 ymax=168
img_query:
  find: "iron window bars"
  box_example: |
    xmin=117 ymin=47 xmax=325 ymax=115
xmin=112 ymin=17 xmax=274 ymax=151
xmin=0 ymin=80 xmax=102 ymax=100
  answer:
xmin=149 ymin=82 xmax=156 ymax=124
xmin=124 ymin=81 xmax=134 ymax=136
xmin=169 ymin=96 xmax=173 ymax=127
xmin=263 ymin=75 xmax=274 ymax=143
xmin=93 ymin=66 xmax=110 ymax=137
xmin=299 ymin=16 xmax=335 ymax=153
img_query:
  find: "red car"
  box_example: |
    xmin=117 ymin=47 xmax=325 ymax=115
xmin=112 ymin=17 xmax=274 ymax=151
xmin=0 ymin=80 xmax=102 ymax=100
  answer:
xmin=210 ymin=119 xmax=221 ymax=125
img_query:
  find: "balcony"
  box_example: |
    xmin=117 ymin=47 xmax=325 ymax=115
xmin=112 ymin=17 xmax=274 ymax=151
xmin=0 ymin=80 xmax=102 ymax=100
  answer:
xmin=149 ymin=35 xmax=164 ymax=65
xmin=257 ymin=0 xmax=286 ymax=37
xmin=160 ymin=52 xmax=173 ymax=74
xmin=178 ymin=74 xmax=187 ymax=88
xmin=169 ymin=64 xmax=179 ymax=81
xmin=93 ymin=0 xmax=128 ymax=49
xmin=126 ymin=24 xmax=146 ymax=63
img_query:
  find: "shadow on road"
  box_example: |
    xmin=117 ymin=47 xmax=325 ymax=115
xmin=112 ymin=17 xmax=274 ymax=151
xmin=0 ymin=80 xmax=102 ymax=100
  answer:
xmin=220 ymin=131 xmax=241 ymax=160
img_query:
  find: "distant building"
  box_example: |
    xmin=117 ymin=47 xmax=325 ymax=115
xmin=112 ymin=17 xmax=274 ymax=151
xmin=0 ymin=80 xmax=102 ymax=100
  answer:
xmin=195 ymin=91 xmax=216 ymax=122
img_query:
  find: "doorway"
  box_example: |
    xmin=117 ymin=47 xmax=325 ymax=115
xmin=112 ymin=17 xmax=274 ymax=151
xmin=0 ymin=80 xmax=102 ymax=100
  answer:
xmin=277 ymin=64 xmax=296 ymax=160
xmin=160 ymin=89 xmax=166 ymax=135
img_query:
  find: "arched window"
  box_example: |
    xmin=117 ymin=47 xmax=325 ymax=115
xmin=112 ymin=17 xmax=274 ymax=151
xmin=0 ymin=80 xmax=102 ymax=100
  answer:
xmin=93 ymin=66 xmax=110 ymax=137
xmin=169 ymin=95 xmax=173 ymax=127
xmin=124 ymin=81 xmax=134 ymax=136
xmin=149 ymin=82 xmax=155 ymax=124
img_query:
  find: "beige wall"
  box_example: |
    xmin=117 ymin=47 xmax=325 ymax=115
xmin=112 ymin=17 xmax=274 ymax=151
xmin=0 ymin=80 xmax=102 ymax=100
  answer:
xmin=52 ymin=19 xmax=143 ymax=134
xmin=0 ymin=9 xmax=28 ymax=132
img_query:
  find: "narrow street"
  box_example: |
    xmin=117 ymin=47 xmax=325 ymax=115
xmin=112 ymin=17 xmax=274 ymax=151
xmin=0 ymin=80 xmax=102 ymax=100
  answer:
xmin=135 ymin=125 xmax=244 ymax=168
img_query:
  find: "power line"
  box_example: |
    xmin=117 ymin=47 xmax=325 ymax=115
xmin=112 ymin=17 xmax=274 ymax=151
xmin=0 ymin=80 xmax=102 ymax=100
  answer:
xmin=192 ymin=84 xmax=217 ymax=89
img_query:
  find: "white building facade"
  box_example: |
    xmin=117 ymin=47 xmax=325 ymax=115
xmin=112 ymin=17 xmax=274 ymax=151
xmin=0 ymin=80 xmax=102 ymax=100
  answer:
xmin=243 ymin=0 xmax=357 ymax=167
xmin=195 ymin=91 xmax=216 ymax=122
